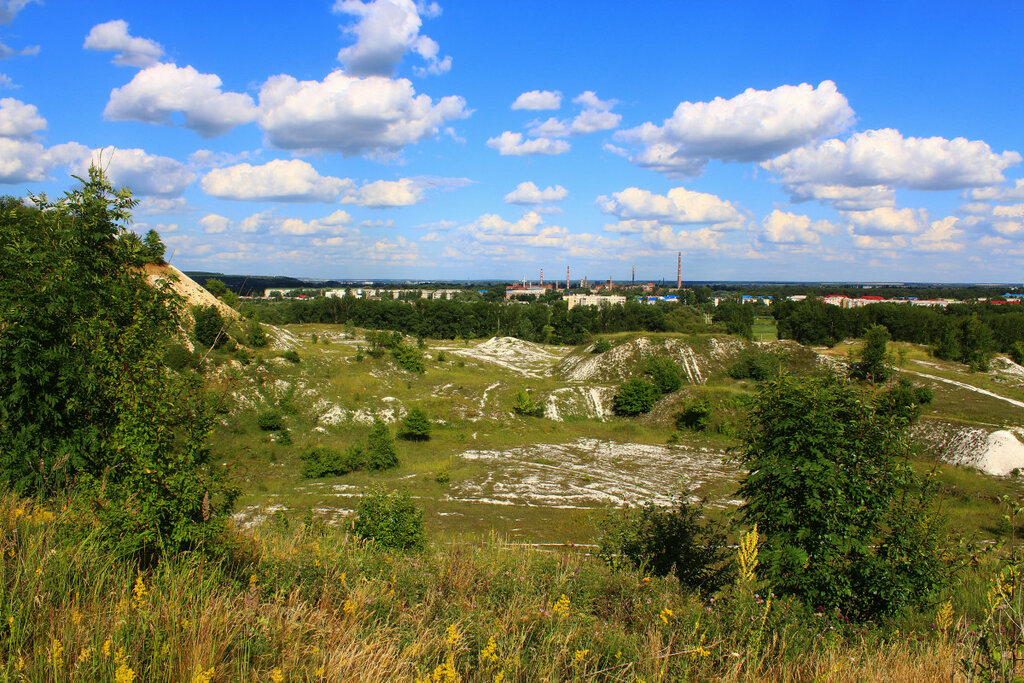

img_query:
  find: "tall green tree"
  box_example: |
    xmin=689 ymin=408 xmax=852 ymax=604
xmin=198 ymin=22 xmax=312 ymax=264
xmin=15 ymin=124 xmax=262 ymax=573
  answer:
xmin=738 ymin=371 xmax=949 ymax=619
xmin=366 ymin=419 xmax=399 ymax=470
xmin=0 ymin=168 xmax=236 ymax=560
xmin=399 ymin=407 xmax=432 ymax=441
xmin=850 ymin=324 xmax=892 ymax=382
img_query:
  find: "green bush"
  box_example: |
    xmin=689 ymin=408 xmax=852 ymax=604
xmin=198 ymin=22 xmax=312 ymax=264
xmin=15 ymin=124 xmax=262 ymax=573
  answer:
xmin=399 ymin=407 xmax=432 ymax=441
xmin=613 ymin=378 xmax=658 ymax=416
xmin=1010 ymin=341 xmax=1024 ymax=366
xmin=194 ymin=304 xmax=227 ymax=349
xmin=0 ymin=169 xmax=236 ymax=562
xmin=598 ymin=498 xmax=731 ymax=593
xmin=301 ymin=444 xmax=365 ymax=478
xmin=738 ymin=371 xmax=951 ymax=620
xmin=727 ymin=348 xmax=782 ymax=381
xmin=849 ymin=325 xmax=892 ymax=383
xmin=511 ymin=390 xmax=545 ymax=417
xmin=391 ymin=343 xmax=425 ymax=373
xmin=281 ymin=350 xmax=300 ymax=364
xmin=353 ymin=487 xmax=425 ymax=550
xmin=257 ymin=410 xmax=284 ymax=431
xmin=592 ymin=337 xmax=611 ymax=353
xmin=643 ymin=356 xmax=683 ymax=394
xmin=676 ymin=398 xmax=713 ymax=431
xmin=247 ymin=318 xmax=267 ymax=348
xmin=366 ymin=420 xmax=399 ymax=471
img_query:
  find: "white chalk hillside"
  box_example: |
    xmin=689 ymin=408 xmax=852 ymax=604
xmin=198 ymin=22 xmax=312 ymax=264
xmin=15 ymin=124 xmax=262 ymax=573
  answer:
xmin=143 ymin=263 xmax=239 ymax=321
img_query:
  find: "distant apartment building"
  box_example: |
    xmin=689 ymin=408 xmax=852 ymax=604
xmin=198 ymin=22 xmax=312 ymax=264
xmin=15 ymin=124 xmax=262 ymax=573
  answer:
xmin=565 ymin=294 xmax=627 ymax=309
xmin=505 ymin=283 xmax=553 ymax=299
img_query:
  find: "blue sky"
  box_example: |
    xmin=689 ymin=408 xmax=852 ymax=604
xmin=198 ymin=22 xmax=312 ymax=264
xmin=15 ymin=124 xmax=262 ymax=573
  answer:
xmin=2 ymin=0 xmax=1023 ymax=282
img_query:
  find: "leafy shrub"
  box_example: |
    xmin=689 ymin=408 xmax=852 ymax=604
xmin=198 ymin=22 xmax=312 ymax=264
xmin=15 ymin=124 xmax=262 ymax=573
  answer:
xmin=0 ymin=169 xmax=236 ymax=562
xmin=436 ymin=350 xmax=447 ymax=362
xmin=727 ymin=348 xmax=782 ymax=381
xmin=849 ymin=325 xmax=892 ymax=383
xmin=281 ymin=350 xmax=300 ymax=364
xmin=511 ymin=390 xmax=545 ymax=417
xmin=399 ymin=407 xmax=432 ymax=441
xmin=643 ymin=356 xmax=683 ymax=394
xmin=592 ymin=337 xmax=611 ymax=353
xmin=392 ymin=343 xmax=425 ymax=373
xmin=194 ymin=304 xmax=227 ymax=349
xmin=1011 ymin=341 xmax=1024 ymax=366
xmin=257 ymin=410 xmax=284 ymax=431
xmin=247 ymin=318 xmax=267 ymax=348
xmin=435 ymin=469 xmax=450 ymax=484
xmin=366 ymin=420 xmax=399 ymax=470
xmin=353 ymin=487 xmax=425 ymax=550
xmin=598 ymin=498 xmax=731 ymax=593
xmin=739 ymin=371 xmax=951 ymax=620
xmin=301 ymin=444 xmax=365 ymax=478
xmin=613 ymin=379 xmax=659 ymax=416
xmin=676 ymin=398 xmax=713 ymax=432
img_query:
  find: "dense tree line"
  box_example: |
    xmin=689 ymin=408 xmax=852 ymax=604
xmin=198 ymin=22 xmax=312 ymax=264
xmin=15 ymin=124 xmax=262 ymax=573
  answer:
xmin=774 ymin=297 xmax=1024 ymax=369
xmin=241 ymin=295 xmax=703 ymax=343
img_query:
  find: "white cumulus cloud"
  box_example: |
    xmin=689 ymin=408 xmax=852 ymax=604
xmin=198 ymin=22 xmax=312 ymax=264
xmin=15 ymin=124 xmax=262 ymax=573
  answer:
xmin=0 ymin=0 xmax=36 ymax=24
xmin=486 ymin=131 xmax=569 ymax=156
xmin=201 ymin=159 xmax=354 ymax=202
xmin=968 ymin=179 xmax=1024 ymax=202
xmin=74 ymin=146 xmax=196 ymax=197
xmin=104 ymin=63 xmax=259 ymax=137
xmin=258 ymin=70 xmax=467 ymax=156
xmin=526 ymin=91 xmax=620 ymax=138
xmin=0 ymin=138 xmax=85 ymax=183
xmin=504 ymin=181 xmax=568 ymax=205
xmin=596 ymin=186 xmax=746 ymax=228
xmin=786 ymin=183 xmax=895 ymax=211
xmin=615 ymin=80 xmax=854 ymax=177
xmin=84 ymin=20 xmax=164 ymax=67
xmin=199 ymin=214 xmax=232 ymax=234
xmin=346 ymin=178 xmax=424 ymax=207
xmin=762 ymin=210 xmax=839 ymax=244
xmin=511 ymin=89 xmax=561 ymax=110
xmin=333 ymin=0 xmax=450 ymax=77
xmin=844 ymin=207 xmax=929 ymax=235
xmin=764 ymin=128 xmax=1021 ymax=191
xmin=0 ymin=96 xmax=43 ymax=137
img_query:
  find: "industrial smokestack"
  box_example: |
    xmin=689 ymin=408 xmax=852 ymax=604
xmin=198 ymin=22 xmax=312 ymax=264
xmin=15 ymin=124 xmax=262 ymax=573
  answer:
xmin=632 ymin=265 xmax=635 ymax=284
xmin=540 ymin=268 xmax=543 ymax=286
xmin=567 ymin=266 xmax=570 ymax=291
xmin=676 ymin=252 xmax=682 ymax=290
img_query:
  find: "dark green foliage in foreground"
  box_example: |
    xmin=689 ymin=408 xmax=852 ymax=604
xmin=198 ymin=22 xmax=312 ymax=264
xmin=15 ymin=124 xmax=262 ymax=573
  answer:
xmin=728 ymin=347 xmax=782 ymax=381
xmin=353 ymin=487 xmax=424 ymax=550
xmin=0 ymin=169 xmax=236 ymax=561
xmin=247 ymin=318 xmax=267 ymax=348
xmin=599 ymin=498 xmax=731 ymax=593
xmin=366 ymin=419 xmax=399 ymax=471
xmin=142 ymin=229 xmax=166 ymax=264
xmin=613 ymin=378 xmax=659 ymax=416
xmin=511 ymin=390 xmax=545 ymax=417
xmin=194 ymin=304 xmax=227 ymax=350
xmin=643 ymin=356 xmax=683 ymax=394
xmin=399 ymin=407 xmax=432 ymax=441
xmin=204 ymin=278 xmax=228 ymax=298
xmin=738 ymin=371 xmax=950 ymax=619
xmin=301 ymin=444 xmax=365 ymax=478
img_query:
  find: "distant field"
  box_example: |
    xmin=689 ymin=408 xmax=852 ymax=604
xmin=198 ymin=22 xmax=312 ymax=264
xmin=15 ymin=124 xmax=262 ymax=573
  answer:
xmin=752 ymin=315 xmax=778 ymax=341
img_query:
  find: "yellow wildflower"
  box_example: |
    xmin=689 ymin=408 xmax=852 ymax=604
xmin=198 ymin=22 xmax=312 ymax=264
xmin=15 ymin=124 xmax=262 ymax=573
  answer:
xmin=937 ymin=599 xmax=954 ymax=631
xmin=691 ymin=646 xmax=711 ymax=659
xmin=132 ymin=576 xmax=148 ymax=607
xmin=550 ymin=594 xmax=570 ymax=616
xmin=50 ymin=638 xmax=64 ymax=669
xmin=249 ymin=574 xmax=259 ymax=588
xmin=271 ymin=667 xmax=284 ymax=683
xmin=446 ymin=623 xmax=461 ymax=647
xmin=102 ymin=638 xmax=111 ymax=659
xmin=182 ymin=618 xmax=191 ymax=628
xmin=737 ymin=524 xmax=759 ymax=582
xmin=71 ymin=608 xmax=82 ymax=625
xmin=77 ymin=647 xmax=92 ymax=664
xmin=480 ymin=636 xmax=497 ymax=664
xmin=15 ymin=656 xmax=24 ymax=671
xmin=7 ymin=616 xmax=13 ymax=626
xmin=493 ymin=673 xmax=504 ymax=683
xmin=573 ymin=649 xmax=589 ymax=663
xmin=430 ymin=654 xmax=460 ymax=683
xmin=315 ymin=665 xmax=325 ymax=678
xmin=660 ymin=607 xmax=674 ymax=625
xmin=115 ymin=663 xmax=136 ymax=683
xmin=192 ymin=666 xmax=215 ymax=683
xmin=343 ymin=599 xmax=357 ymax=614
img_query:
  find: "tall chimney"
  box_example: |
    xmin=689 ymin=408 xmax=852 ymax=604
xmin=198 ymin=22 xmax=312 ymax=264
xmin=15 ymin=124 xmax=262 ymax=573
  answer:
xmin=632 ymin=265 xmax=635 ymax=284
xmin=567 ymin=266 xmax=570 ymax=291
xmin=540 ymin=268 xmax=544 ymax=286
xmin=676 ymin=252 xmax=682 ymax=290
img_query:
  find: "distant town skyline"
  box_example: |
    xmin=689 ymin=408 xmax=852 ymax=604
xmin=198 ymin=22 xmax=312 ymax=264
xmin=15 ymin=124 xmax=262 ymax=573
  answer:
xmin=2 ymin=1 xmax=1023 ymax=281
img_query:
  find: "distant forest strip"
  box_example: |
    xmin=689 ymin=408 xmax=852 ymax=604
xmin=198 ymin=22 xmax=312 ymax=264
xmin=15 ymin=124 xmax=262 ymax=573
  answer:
xmin=240 ymin=296 xmax=757 ymax=344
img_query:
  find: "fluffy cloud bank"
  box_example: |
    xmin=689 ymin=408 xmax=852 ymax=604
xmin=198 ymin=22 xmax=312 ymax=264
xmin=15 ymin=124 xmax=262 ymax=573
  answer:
xmin=104 ymin=63 xmax=259 ymax=137
xmin=764 ymin=128 xmax=1021 ymax=192
xmin=504 ymin=181 xmax=568 ymax=205
xmin=616 ymin=81 xmax=854 ymax=177
xmin=201 ymin=160 xmax=354 ymax=202
xmin=762 ymin=210 xmax=840 ymax=244
xmin=72 ymin=146 xmax=196 ymax=197
xmin=84 ymin=20 xmax=164 ymax=67
xmin=511 ymin=90 xmax=561 ymax=110
xmin=486 ymin=131 xmax=569 ymax=156
xmin=259 ymin=70 xmax=467 ymax=156
xmin=597 ymin=186 xmax=745 ymax=228
xmin=527 ymin=91 xmax=620 ymax=138
xmin=0 ymin=97 xmax=44 ymax=137
xmin=334 ymin=0 xmax=450 ymax=77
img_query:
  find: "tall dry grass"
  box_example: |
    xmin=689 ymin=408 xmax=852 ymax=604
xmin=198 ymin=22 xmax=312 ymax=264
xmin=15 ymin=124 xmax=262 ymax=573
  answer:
xmin=0 ymin=494 xmax=988 ymax=682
